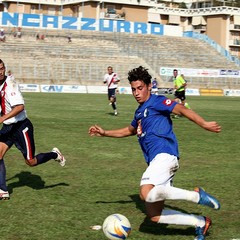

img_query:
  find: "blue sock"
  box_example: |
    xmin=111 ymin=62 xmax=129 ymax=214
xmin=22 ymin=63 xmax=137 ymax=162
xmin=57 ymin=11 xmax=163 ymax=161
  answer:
xmin=0 ymin=159 xmax=7 ymax=191
xmin=36 ymin=152 xmax=57 ymax=165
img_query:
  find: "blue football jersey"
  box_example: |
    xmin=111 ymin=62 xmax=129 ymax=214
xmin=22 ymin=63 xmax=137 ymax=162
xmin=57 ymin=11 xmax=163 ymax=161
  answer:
xmin=131 ymin=94 xmax=179 ymax=164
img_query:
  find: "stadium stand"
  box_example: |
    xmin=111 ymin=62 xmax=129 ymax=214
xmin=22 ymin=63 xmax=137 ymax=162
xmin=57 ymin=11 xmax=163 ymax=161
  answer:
xmin=1 ymin=28 xmax=239 ymax=89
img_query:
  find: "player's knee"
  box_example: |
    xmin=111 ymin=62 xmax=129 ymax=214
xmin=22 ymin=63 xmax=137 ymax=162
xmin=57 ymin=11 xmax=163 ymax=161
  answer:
xmin=25 ymin=158 xmax=37 ymax=166
xmin=139 ymin=192 xmax=145 ymax=201
xmin=146 ymin=185 xmax=166 ymax=203
xmin=140 ymin=184 xmax=154 ymax=201
xmin=150 ymin=215 xmax=160 ymax=223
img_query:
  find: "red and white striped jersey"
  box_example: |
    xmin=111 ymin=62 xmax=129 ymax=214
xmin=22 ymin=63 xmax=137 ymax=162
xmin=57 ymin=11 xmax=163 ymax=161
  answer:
xmin=103 ymin=72 xmax=120 ymax=89
xmin=0 ymin=76 xmax=27 ymax=124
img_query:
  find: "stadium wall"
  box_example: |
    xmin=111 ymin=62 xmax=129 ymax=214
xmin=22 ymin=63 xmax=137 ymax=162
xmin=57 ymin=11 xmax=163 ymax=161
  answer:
xmin=0 ymin=12 xmax=182 ymax=36
xmin=19 ymin=84 xmax=240 ymax=97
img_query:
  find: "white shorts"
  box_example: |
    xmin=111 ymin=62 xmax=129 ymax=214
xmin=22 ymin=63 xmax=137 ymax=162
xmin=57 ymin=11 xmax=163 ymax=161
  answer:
xmin=140 ymin=153 xmax=179 ymax=187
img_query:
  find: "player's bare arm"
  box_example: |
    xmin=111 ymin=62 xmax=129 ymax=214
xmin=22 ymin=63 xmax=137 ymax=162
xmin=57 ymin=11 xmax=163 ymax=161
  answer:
xmin=89 ymin=124 xmax=136 ymax=138
xmin=172 ymin=104 xmax=221 ymax=133
xmin=114 ymin=79 xmax=120 ymax=84
xmin=0 ymin=104 xmax=24 ymax=124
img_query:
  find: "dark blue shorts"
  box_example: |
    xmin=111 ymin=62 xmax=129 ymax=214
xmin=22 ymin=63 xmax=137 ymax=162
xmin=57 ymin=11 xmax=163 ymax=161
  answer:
xmin=108 ymin=88 xmax=117 ymax=100
xmin=0 ymin=118 xmax=35 ymax=160
xmin=174 ymin=90 xmax=186 ymax=101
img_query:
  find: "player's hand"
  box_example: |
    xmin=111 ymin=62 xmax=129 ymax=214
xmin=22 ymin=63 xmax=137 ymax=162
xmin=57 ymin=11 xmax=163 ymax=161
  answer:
xmin=203 ymin=121 xmax=221 ymax=133
xmin=88 ymin=125 xmax=105 ymax=136
xmin=0 ymin=116 xmax=4 ymax=124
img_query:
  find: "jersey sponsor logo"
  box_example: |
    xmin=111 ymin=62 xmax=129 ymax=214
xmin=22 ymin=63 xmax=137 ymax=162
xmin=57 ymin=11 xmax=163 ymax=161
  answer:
xmin=137 ymin=120 xmax=142 ymax=136
xmin=137 ymin=120 xmax=146 ymax=138
xmin=163 ymin=98 xmax=174 ymax=106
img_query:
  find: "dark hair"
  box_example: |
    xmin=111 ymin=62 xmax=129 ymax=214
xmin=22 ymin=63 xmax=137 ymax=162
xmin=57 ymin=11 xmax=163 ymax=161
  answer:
xmin=0 ymin=59 xmax=5 ymax=67
xmin=128 ymin=66 xmax=152 ymax=85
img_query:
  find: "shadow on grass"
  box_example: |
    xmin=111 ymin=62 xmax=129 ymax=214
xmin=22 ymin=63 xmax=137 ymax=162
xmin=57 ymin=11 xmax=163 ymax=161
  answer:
xmin=96 ymin=194 xmax=198 ymax=237
xmin=129 ymin=194 xmax=195 ymax=237
xmin=6 ymin=171 xmax=69 ymax=194
xmin=106 ymin=112 xmax=116 ymax=116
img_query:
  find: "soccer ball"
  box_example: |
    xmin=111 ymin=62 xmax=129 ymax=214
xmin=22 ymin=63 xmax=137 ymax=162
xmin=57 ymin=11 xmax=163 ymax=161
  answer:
xmin=102 ymin=213 xmax=131 ymax=239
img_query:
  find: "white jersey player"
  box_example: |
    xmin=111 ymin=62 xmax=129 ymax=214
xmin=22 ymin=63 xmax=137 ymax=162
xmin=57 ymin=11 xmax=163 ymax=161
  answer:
xmin=103 ymin=66 xmax=120 ymax=116
xmin=0 ymin=59 xmax=66 ymax=200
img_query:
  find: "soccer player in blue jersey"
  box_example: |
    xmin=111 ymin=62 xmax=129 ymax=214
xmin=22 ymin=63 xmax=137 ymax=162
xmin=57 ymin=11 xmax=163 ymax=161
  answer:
xmin=151 ymin=77 xmax=158 ymax=95
xmin=89 ymin=66 xmax=221 ymax=240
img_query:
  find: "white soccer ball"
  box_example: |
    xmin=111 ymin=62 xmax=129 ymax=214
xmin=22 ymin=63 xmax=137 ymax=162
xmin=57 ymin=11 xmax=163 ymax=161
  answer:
xmin=102 ymin=213 xmax=131 ymax=239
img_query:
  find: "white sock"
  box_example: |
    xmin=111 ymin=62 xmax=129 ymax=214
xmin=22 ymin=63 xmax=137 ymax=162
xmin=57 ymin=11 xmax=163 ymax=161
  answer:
xmin=158 ymin=209 xmax=205 ymax=227
xmin=146 ymin=185 xmax=199 ymax=203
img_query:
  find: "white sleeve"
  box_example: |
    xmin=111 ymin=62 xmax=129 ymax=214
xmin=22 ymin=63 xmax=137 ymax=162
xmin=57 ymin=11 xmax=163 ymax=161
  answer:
xmin=7 ymin=80 xmax=25 ymax=106
xmin=103 ymin=74 xmax=108 ymax=83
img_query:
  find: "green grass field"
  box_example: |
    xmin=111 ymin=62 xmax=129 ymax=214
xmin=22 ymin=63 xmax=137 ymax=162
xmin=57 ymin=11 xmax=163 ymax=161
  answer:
xmin=1 ymin=93 xmax=239 ymax=240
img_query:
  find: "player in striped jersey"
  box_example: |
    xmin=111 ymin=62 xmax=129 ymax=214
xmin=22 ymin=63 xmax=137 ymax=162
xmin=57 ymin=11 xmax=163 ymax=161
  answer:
xmin=0 ymin=59 xmax=66 ymax=200
xmin=103 ymin=66 xmax=120 ymax=116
